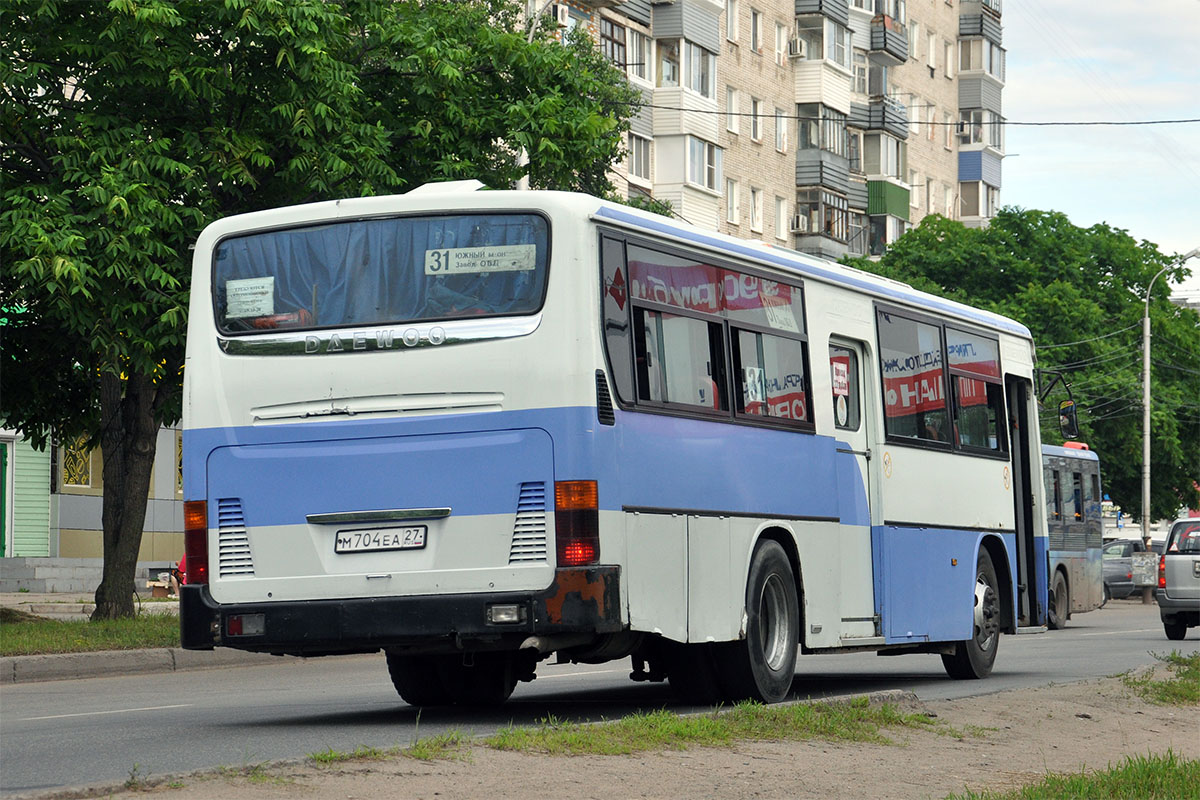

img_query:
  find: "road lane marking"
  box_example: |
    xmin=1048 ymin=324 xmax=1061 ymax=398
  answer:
xmin=21 ymin=703 xmax=193 ymax=722
xmin=1078 ymin=628 xmax=1159 ymax=637
xmin=538 ymin=668 xmax=627 ymax=679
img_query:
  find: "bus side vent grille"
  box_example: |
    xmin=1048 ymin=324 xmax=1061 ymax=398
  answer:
xmin=508 ymin=482 xmax=548 ymax=563
xmin=216 ymin=497 xmax=255 ymax=578
xmin=595 ymin=370 xmax=615 ymax=426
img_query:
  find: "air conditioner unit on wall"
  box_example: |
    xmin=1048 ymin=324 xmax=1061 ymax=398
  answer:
xmin=551 ymin=3 xmax=570 ymax=27
xmin=787 ymin=37 xmax=805 ymax=58
xmin=791 ymin=214 xmax=809 ymax=233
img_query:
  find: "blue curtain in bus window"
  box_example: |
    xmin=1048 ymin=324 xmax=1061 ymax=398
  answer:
xmin=213 ymin=214 xmax=548 ymax=332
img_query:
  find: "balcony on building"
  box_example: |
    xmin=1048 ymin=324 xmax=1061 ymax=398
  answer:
xmin=794 ymin=0 xmax=851 ymax=27
xmin=869 ymin=13 xmax=907 ymax=65
xmin=849 ymin=94 xmax=908 ymax=140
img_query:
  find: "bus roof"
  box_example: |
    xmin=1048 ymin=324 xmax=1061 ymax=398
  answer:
xmin=194 ymin=182 xmax=1033 ymax=342
xmin=1041 ymin=443 xmax=1100 ymax=462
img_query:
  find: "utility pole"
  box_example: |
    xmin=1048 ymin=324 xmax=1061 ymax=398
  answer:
xmin=1141 ymin=247 xmax=1199 ymax=603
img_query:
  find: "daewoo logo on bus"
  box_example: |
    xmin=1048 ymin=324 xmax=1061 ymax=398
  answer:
xmin=303 ymin=326 xmax=447 ymax=354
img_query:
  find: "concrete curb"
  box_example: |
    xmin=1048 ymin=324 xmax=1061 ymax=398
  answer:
xmin=0 ymin=648 xmax=294 ymax=684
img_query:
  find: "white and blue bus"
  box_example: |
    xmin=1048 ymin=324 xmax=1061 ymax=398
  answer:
xmin=1041 ymin=443 xmax=1104 ymax=627
xmin=181 ymin=181 xmax=1049 ymax=705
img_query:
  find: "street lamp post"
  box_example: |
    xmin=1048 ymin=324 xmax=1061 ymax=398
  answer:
xmin=1141 ymin=247 xmax=1200 ymax=603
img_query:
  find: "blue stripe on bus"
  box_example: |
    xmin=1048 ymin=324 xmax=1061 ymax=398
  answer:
xmin=872 ymin=527 xmax=1017 ymax=644
xmin=184 ymin=406 xmax=869 ymax=528
xmin=593 ymin=206 xmax=1032 ymax=339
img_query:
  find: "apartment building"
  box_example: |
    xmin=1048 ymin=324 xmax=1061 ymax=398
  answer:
xmin=553 ymin=0 xmax=1004 ymax=257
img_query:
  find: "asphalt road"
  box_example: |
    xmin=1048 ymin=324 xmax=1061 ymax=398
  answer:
xmin=1 ymin=600 xmax=1195 ymax=797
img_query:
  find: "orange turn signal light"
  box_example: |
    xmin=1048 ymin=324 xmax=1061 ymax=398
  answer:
xmin=555 ymin=480 xmax=598 ymax=511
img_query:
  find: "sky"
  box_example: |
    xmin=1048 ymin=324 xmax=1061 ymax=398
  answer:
xmin=1000 ymin=0 xmax=1200 ymax=301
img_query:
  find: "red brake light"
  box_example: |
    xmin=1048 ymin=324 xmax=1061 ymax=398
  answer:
xmin=184 ymin=500 xmax=209 ymax=585
xmin=555 ymin=481 xmax=599 ymax=567
xmin=1158 ymin=555 xmax=1166 ymax=589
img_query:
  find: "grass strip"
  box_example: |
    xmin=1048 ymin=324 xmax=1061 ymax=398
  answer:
xmin=945 ymin=751 xmax=1200 ymax=800
xmin=0 ymin=610 xmax=180 ymax=656
xmin=484 ymin=697 xmax=945 ymax=756
xmin=1121 ymin=650 xmax=1199 ymax=707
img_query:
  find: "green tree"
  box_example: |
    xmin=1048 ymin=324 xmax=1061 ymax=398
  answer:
xmin=1 ymin=0 xmax=642 ymax=618
xmin=845 ymin=210 xmax=1200 ymax=523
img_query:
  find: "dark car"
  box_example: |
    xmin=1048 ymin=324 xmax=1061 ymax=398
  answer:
xmin=1157 ymin=519 xmax=1200 ymax=640
xmin=1101 ymin=538 xmax=1163 ymax=600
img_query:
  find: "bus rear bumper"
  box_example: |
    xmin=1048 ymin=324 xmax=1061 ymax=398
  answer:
xmin=180 ymin=566 xmax=622 ymax=657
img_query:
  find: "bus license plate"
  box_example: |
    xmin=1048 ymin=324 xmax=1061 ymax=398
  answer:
xmin=335 ymin=526 xmax=426 ymax=554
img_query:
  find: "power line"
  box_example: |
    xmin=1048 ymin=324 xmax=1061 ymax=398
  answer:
xmin=620 ymin=100 xmax=1200 ymax=127
xmin=1037 ymin=324 xmax=1139 ymax=349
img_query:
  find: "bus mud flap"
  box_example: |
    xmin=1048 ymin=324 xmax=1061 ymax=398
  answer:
xmin=536 ymin=567 xmax=622 ymax=632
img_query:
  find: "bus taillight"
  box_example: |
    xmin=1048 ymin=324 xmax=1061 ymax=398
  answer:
xmin=555 ymin=480 xmax=599 ymax=567
xmin=184 ymin=500 xmax=210 ymax=585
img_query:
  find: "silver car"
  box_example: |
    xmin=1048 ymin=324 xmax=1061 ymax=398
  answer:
xmin=1156 ymin=518 xmax=1200 ymax=641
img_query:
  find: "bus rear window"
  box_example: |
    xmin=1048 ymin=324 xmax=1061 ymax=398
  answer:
xmin=213 ymin=214 xmax=549 ymax=333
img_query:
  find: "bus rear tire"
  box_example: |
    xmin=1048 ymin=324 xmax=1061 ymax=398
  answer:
xmin=440 ymin=652 xmax=519 ymax=706
xmin=714 ymin=540 xmax=799 ymax=704
xmin=1047 ymin=572 xmax=1068 ymax=630
xmin=942 ymin=549 xmax=1001 ymax=680
xmin=385 ymin=652 xmax=453 ymax=707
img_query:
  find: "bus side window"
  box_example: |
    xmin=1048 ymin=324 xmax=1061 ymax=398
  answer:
xmin=1052 ymin=469 xmax=1062 ymax=521
xmin=829 ymin=345 xmax=860 ymax=431
xmin=1072 ymin=472 xmax=1083 ymax=521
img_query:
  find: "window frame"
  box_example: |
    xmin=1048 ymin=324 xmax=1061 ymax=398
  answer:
xmin=874 ymin=304 xmax=1008 ymax=457
xmin=628 ymin=132 xmax=652 ymax=184
xmin=726 ymin=85 xmax=740 ymax=133
xmin=598 ymin=230 xmax=814 ymax=434
xmin=600 ymin=18 xmax=627 ymax=67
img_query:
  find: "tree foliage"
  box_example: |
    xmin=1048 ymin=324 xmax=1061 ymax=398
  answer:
xmin=0 ymin=0 xmax=643 ymax=617
xmin=845 ymin=210 xmax=1200 ymax=522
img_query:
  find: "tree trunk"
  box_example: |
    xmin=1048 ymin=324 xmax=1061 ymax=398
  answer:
xmin=91 ymin=371 xmax=164 ymax=620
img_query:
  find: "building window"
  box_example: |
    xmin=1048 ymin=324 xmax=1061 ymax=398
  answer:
xmin=908 ymin=94 xmax=920 ymax=136
xmin=926 ymin=177 xmax=935 ymax=213
xmin=775 ymin=196 xmax=788 ymax=240
xmin=628 ymin=133 xmax=651 ymax=182
xmin=797 ymin=104 xmax=847 ymax=157
xmin=865 ymin=133 xmax=906 ymax=179
xmin=959 ymin=109 xmax=1004 ymax=150
xmin=726 ymin=86 xmax=740 ymax=132
xmin=687 ymin=136 xmax=722 ymax=190
xmin=797 ymin=189 xmax=848 ymax=241
xmin=750 ymin=186 xmax=763 ymax=231
xmin=628 ymin=30 xmax=653 ymax=84
xmin=726 ymin=0 xmax=739 ymax=41
xmin=908 ymin=21 xmax=919 ymax=60
xmin=852 ymin=49 xmax=868 ymax=95
xmin=959 ymin=38 xmax=1005 ymax=81
xmin=943 ymin=111 xmax=953 ymax=148
xmin=927 ymin=31 xmax=936 ymax=69
xmin=775 ymin=107 xmax=788 ymax=152
xmin=750 ymin=8 xmax=762 ymax=52
xmin=61 ymin=435 xmax=92 ymax=487
xmin=909 ymin=170 xmax=920 ymax=208
xmin=658 ymin=40 xmax=679 ymax=87
xmin=848 ymin=211 xmax=868 ymax=255
xmin=750 ymin=97 xmax=762 ymax=141
xmin=775 ymin=23 xmax=788 ymax=65
xmin=601 ymin=18 xmax=627 ymax=66
xmin=927 ymin=103 xmax=936 ymax=141
xmin=683 ymin=41 xmax=715 ymax=98
xmin=795 ymin=17 xmax=850 ymax=69
xmin=726 ymin=178 xmax=740 ymax=223
xmin=944 ymin=184 xmax=955 ymax=219
xmin=848 ymin=130 xmax=862 ymax=172
xmin=944 ymin=39 xmax=954 ymax=78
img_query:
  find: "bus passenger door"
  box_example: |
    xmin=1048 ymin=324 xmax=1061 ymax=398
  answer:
xmin=830 ymin=340 xmax=877 ymax=640
xmin=1006 ymin=376 xmax=1045 ymax=628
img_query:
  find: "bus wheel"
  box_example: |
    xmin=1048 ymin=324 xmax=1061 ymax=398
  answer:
xmin=663 ymin=641 xmax=724 ymax=704
xmin=715 ymin=540 xmax=799 ymax=704
xmin=1164 ymin=620 xmax=1187 ymax=641
xmin=942 ymin=549 xmax=1001 ymax=680
xmin=440 ymin=653 xmax=518 ymax=706
xmin=384 ymin=651 xmax=453 ymax=707
xmin=1047 ymin=572 xmax=1068 ymax=630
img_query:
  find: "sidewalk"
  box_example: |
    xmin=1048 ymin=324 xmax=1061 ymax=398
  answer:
xmin=0 ymin=591 xmax=290 ymax=685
